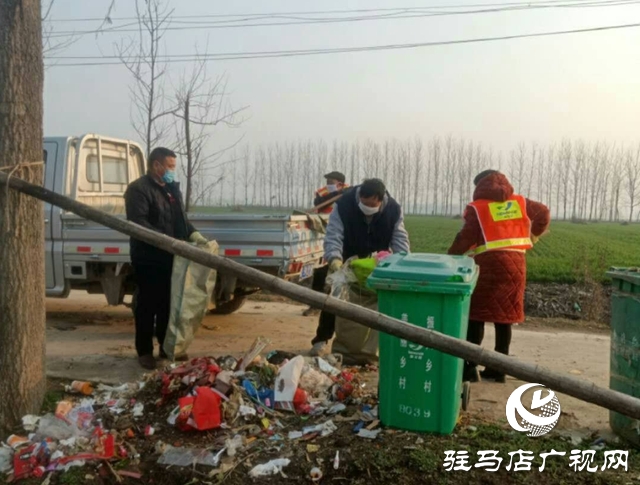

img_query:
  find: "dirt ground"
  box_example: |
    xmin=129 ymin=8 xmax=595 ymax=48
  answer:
xmin=46 ymin=291 xmax=613 ymax=437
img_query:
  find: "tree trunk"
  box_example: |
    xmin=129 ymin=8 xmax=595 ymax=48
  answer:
xmin=183 ymin=96 xmax=192 ymax=212
xmin=0 ymin=0 xmax=46 ymax=436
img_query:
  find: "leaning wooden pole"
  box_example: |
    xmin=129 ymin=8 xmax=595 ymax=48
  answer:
xmin=2 ymin=171 xmax=640 ymax=420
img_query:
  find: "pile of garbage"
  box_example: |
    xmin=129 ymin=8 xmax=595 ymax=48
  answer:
xmin=0 ymin=380 xmax=145 ymax=481
xmin=1 ymin=338 xmax=381 ymax=481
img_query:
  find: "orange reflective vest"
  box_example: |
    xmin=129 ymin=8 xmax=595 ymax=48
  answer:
xmin=315 ymin=184 xmax=349 ymax=213
xmin=467 ymin=195 xmax=533 ymax=255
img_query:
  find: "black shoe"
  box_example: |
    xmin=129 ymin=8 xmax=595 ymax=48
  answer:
xmin=480 ymin=369 xmax=506 ymax=383
xmin=463 ymin=365 xmax=480 ymax=383
xmin=138 ymin=354 xmax=157 ymax=370
xmin=302 ymin=307 xmax=320 ymax=317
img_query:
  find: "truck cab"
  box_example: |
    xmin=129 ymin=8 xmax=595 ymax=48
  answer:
xmin=44 ymin=134 xmax=145 ymax=302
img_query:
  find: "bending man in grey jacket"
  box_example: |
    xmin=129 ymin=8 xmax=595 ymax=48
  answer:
xmin=310 ymin=178 xmax=410 ymax=356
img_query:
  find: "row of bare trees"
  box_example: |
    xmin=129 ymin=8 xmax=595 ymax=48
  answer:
xmin=210 ymin=137 xmax=640 ymax=222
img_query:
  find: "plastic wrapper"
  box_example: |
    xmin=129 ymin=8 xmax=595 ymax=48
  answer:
xmin=274 ymin=356 xmax=305 ymax=411
xmin=350 ymin=257 xmax=377 ymax=287
xmin=0 ymin=446 xmax=12 ymax=473
xmin=298 ymin=366 xmax=334 ymax=395
xmin=248 ymin=458 xmax=291 ymax=477
xmin=225 ymin=435 xmax=244 ymax=457
xmin=158 ymin=446 xmax=220 ymax=467
xmin=35 ymin=415 xmax=83 ymax=441
xmin=163 ymin=240 xmax=219 ymax=360
xmin=191 ymin=387 xmax=222 ymax=431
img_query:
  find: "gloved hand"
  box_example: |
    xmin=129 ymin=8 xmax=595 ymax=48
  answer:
xmin=328 ymin=259 xmax=343 ymax=275
xmin=189 ymin=231 xmax=208 ymax=246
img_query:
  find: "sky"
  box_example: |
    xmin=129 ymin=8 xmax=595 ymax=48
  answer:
xmin=43 ymin=0 xmax=640 ymax=156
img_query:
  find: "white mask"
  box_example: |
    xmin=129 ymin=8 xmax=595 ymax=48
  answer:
xmin=359 ymin=202 xmax=380 ymax=216
xmin=327 ymin=184 xmax=338 ymax=193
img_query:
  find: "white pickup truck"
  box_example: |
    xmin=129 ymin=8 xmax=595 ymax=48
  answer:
xmin=43 ymin=134 xmax=327 ymax=313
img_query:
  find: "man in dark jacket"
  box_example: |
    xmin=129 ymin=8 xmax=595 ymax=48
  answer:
xmin=125 ymin=147 xmax=207 ymax=370
xmin=309 ymin=178 xmax=410 ymax=356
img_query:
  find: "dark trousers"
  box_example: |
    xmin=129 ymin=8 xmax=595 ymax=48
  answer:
xmin=466 ymin=320 xmax=512 ymax=366
xmin=133 ymin=263 xmax=172 ymax=357
xmin=310 ymin=265 xmax=336 ymax=345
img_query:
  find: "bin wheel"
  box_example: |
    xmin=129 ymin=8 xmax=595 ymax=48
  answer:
xmin=461 ymin=381 xmax=471 ymax=412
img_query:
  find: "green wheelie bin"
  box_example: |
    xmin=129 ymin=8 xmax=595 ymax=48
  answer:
xmin=368 ymin=253 xmax=479 ymax=434
xmin=607 ymin=267 xmax=640 ymax=446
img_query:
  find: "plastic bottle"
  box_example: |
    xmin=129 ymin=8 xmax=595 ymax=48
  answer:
xmin=401 ymin=313 xmax=409 ymax=323
xmin=55 ymin=401 xmax=73 ymax=418
xmin=70 ymin=381 xmax=94 ymax=395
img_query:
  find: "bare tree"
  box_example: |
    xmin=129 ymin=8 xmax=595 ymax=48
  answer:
xmin=597 ymin=152 xmax=611 ymax=221
xmin=457 ymin=139 xmax=473 ymax=215
xmin=256 ymin=146 xmax=267 ymax=206
xmin=526 ymin=142 xmax=537 ymax=198
xmin=314 ymin=140 xmax=328 ymax=191
xmin=0 ymin=0 xmax=46 ymax=434
xmin=610 ymin=148 xmax=624 ymax=221
xmin=412 ymin=136 xmax=423 ymax=215
xmin=117 ymin=0 xmax=174 ymax=156
xmin=443 ymin=135 xmax=456 ymax=216
xmin=171 ymin=56 xmax=246 ymax=211
xmin=349 ymin=141 xmax=360 ymax=186
xmin=430 ymin=136 xmax=442 ymax=215
xmin=544 ymin=145 xmax=556 ymax=213
xmin=422 ymin=137 xmax=433 ymax=215
xmin=240 ymin=145 xmax=252 ymax=206
xmin=571 ymin=140 xmax=587 ymax=219
xmin=41 ymin=0 xmax=79 ymax=60
xmin=589 ymin=142 xmax=610 ymax=221
xmin=510 ymin=143 xmax=527 ymax=194
xmin=625 ymin=143 xmax=640 ymax=222
xmin=558 ymin=139 xmax=572 ymax=220
xmin=302 ymin=140 xmax=314 ymax=205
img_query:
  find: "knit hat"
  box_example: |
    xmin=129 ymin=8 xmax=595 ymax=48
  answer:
xmin=324 ymin=171 xmax=346 ymax=184
xmin=473 ymin=169 xmax=499 ymax=186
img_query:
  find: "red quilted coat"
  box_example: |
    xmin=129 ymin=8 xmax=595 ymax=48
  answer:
xmin=448 ymin=173 xmax=550 ymax=324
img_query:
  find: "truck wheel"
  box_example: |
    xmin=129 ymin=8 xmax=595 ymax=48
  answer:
xmin=210 ymin=295 xmax=246 ymax=315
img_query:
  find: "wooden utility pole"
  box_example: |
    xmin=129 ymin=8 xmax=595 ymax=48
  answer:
xmin=2 ymin=172 xmax=640 ymax=421
xmin=0 ymin=0 xmax=46 ymax=435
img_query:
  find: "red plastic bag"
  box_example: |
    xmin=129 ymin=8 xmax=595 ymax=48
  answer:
xmin=13 ymin=444 xmax=38 ymax=480
xmin=293 ymin=388 xmax=309 ymax=414
xmin=176 ymin=396 xmax=196 ymax=431
xmin=192 ymin=387 xmax=221 ymax=431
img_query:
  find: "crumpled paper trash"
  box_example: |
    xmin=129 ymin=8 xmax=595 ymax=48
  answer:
xmin=248 ymin=458 xmax=291 ymax=477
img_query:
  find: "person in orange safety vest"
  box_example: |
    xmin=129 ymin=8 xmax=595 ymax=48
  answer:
xmin=448 ymin=170 xmax=550 ymax=383
xmin=302 ymin=171 xmax=349 ymax=322
xmin=313 ymin=171 xmax=349 ymax=213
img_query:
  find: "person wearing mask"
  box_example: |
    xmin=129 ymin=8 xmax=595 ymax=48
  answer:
xmin=302 ymin=171 xmax=350 ymax=317
xmin=309 ymin=178 xmax=410 ymax=356
xmin=448 ymin=170 xmax=550 ymax=383
xmin=313 ymin=171 xmax=349 ymax=213
xmin=125 ymin=147 xmax=208 ymax=370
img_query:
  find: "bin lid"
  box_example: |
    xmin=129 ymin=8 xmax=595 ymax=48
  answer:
xmin=606 ymin=267 xmax=640 ymax=285
xmin=368 ymin=253 xmax=478 ymax=292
